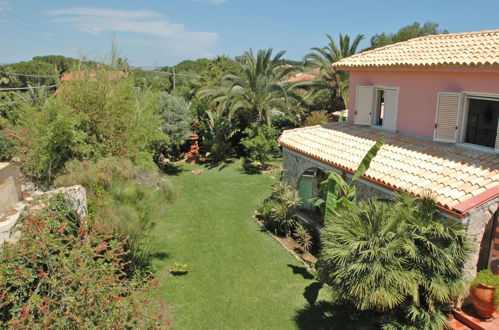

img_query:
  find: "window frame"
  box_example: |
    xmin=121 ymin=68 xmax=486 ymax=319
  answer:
xmin=457 ymin=91 xmax=499 ymax=152
xmin=371 ymin=85 xmax=399 ymax=132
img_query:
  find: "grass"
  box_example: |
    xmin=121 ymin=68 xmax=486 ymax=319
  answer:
xmin=151 ymin=160 xmax=330 ymax=329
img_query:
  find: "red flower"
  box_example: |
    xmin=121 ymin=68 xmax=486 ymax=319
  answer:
xmin=41 ymin=305 xmax=48 ymax=311
xmin=101 ymin=241 xmax=108 ymax=249
xmin=21 ymin=304 xmax=29 ymax=317
xmin=28 ymin=218 xmax=37 ymax=224
xmin=193 ymin=123 xmax=198 ymax=127
xmin=78 ymin=228 xmax=85 ymax=234
xmin=209 ymin=107 xmax=212 ymax=111
xmin=38 ymin=270 xmax=47 ymax=277
xmin=234 ymin=113 xmax=239 ymax=117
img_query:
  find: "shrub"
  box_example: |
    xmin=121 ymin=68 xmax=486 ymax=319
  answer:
xmin=0 ymin=194 xmax=169 ymax=328
xmin=241 ymin=123 xmax=279 ymax=168
xmin=0 ymin=133 xmax=18 ymax=161
xmin=54 ymin=157 xmax=174 ymax=271
xmin=157 ymin=93 xmax=193 ymax=146
xmin=293 ymin=223 xmax=313 ymax=252
xmin=303 ymin=110 xmax=331 ymax=127
xmin=317 ymin=196 xmax=472 ymax=329
xmin=257 ymin=181 xmax=301 ymax=235
xmin=17 ymin=71 xmax=167 ymax=184
xmin=471 ymin=270 xmax=499 ymax=305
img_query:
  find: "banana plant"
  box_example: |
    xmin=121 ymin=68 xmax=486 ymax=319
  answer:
xmin=311 ymin=137 xmax=385 ymax=221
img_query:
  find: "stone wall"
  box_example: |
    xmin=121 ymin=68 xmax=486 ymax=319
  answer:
xmin=282 ymin=147 xmax=394 ymax=202
xmin=0 ymin=163 xmax=22 ymax=213
xmin=462 ymin=197 xmax=499 ymax=282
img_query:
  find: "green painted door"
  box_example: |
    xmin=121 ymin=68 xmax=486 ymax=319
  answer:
xmin=298 ymin=176 xmax=314 ymax=210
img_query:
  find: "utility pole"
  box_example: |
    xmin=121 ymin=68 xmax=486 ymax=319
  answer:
xmin=172 ymin=68 xmax=176 ymax=92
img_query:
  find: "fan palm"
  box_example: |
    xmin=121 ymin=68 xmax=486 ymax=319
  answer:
xmin=317 ymin=195 xmax=472 ymax=329
xmin=198 ymin=48 xmax=299 ymax=126
xmin=303 ymin=33 xmax=364 ymax=109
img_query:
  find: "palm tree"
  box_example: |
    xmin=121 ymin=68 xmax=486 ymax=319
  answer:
xmin=198 ymin=48 xmax=298 ymax=126
xmin=303 ymin=33 xmax=364 ymax=110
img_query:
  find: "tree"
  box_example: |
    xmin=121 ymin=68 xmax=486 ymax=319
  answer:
xmin=317 ymin=196 xmax=472 ymax=329
xmin=303 ymin=33 xmax=364 ymax=110
xmin=198 ymin=48 xmax=298 ymax=126
xmin=157 ymin=93 xmax=193 ymax=146
xmin=368 ymin=21 xmax=447 ymax=50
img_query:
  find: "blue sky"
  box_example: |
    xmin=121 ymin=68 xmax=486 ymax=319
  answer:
xmin=0 ymin=0 xmax=498 ymax=67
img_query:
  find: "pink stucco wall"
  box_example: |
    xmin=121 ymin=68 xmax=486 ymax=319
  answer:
xmin=347 ymin=69 xmax=499 ymax=139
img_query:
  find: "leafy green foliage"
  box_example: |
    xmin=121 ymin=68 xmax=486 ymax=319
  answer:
xmin=0 ymin=61 xmax=58 ymax=88
xmin=157 ymin=93 xmax=193 ymax=146
xmin=197 ymin=105 xmax=239 ymax=163
xmin=368 ymin=21 xmax=447 ymax=50
xmin=132 ymin=69 xmax=171 ymax=92
xmin=303 ymin=110 xmax=331 ymax=126
xmin=17 ymin=72 xmax=166 ymax=183
xmin=198 ymin=48 xmax=299 ymax=127
xmin=0 ymin=133 xmax=18 ymax=161
xmin=303 ymin=33 xmax=364 ymax=110
xmin=0 ymin=194 xmax=168 ymax=328
xmin=241 ymin=123 xmax=279 ymax=168
xmin=313 ymin=138 xmax=385 ymax=218
xmin=471 ymin=270 xmax=499 ymax=304
xmin=257 ymin=181 xmax=301 ymax=235
xmin=317 ymin=196 xmax=472 ymax=329
xmin=54 ymin=157 xmax=173 ymax=271
xmin=293 ymin=223 xmax=313 ymax=252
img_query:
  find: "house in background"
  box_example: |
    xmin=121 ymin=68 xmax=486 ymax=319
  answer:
xmin=279 ymin=30 xmax=499 ymax=283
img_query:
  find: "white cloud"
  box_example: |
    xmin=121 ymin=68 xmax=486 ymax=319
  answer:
xmin=44 ymin=7 xmax=219 ymax=58
xmin=0 ymin=1 xmax=13 ymax=12
xmin=193 ymin=0 xmax=228 ymax=4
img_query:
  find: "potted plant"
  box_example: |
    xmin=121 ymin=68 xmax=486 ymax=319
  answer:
xmin=470 ymin=270 xmax=499 ymax=319
xmin=169 ymin=262 xmax=189 ymax=275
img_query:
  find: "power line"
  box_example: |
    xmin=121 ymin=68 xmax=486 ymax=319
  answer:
xmin=0 ymin=71 xmax=61 ymax=78
xmin=0 ymin=85 xmax=57 ymax=91
xmin=0 ymin=101 xmax=24 ymax=107
xmin=135 ymin=69 xmax=205 ymax=79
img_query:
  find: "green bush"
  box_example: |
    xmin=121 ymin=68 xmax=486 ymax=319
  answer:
xmin=0 ymin=194 xmax=168 ymax=328
xmin=303 ymin=110 xmax=331 ymax=127
xmin=241 ymin=123 xmax=279 ymax=168
xmin=317 ymin=196 xmax=472 ymax=329
xmin=257 ymin=181 xmax=301 ymax=235
xmin=157 ymin=93 xmax=193 ymax=146
xmin=54 ymin=157 xmax=174 ymax=271
xmin=0 ymin=134 xmax=18 ymax=161
xmin=18 ymin=71 xmax=167 ymax=184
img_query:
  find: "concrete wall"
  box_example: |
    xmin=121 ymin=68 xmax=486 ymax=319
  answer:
xmin=347 ymin=68 xmax=499 ymax=139
xmin=0 ymin=163 xmax=22 ymax=213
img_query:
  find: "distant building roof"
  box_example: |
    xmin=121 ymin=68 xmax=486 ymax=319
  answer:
xmin=60 ymin=71 xmax=125 ymax=82
xmin=332 ymin=29 xmax=499 ymax=69
xmin=279 ymin=123 xmax=499 ymax=216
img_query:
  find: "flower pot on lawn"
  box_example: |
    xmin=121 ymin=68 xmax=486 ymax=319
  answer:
xmin=470 ymin=283 xmax=497 ymax=319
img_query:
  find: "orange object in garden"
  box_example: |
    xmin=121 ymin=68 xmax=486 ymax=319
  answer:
xmin=470 ymin=283 xmax=497 ymax=319
xmin=186 ymin=135 xmax=200 ymax=164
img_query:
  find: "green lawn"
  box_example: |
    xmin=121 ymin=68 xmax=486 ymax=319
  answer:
xmin=151 ymin=160 xmax=327 ymax=329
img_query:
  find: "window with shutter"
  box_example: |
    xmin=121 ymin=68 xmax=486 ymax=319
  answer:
xmin=382 ymin=87 xmax=399 ymax=131
xmin=434 ymin=92 xmax=462 ymax=142
xmin=354 ymin=86 xmax=374 ymax=125
xmin=461 ymin=96 xmax=499 ymax=151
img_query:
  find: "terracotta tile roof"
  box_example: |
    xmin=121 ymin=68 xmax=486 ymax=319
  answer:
xmin=60 ymin=71 xmax=125 ymax=82
xmin=332 ymin=29 xmax=499 ymax=69
xmin=279 ymin=123 xmax=499 ymax=215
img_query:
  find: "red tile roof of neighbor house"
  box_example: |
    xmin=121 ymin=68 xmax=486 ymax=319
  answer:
xmin=332 ymin=29 xmax=499 ymax=69
xmin=278 ymin=123 xmax=499 ymax=217
xmin=60 ymin=71 xmax=125 ymax=82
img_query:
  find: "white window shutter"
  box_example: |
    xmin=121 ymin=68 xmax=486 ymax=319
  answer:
xmin=434 ymin=92 xmax=462 ymax=143
xmin=382 ymin=87 xmax=399 ymax=131
xmin=354 ymin=86 xmax=374 ymax=125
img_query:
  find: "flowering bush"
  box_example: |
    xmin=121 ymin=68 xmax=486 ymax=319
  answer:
xmin=303 ymin=110 xmax=331 ymax=127
xmin=0 ymin=194 xmax=170 ymax=328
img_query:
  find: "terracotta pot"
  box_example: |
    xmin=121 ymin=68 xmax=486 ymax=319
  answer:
xmin=470 ymin=283 xmax=497 ymax=319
